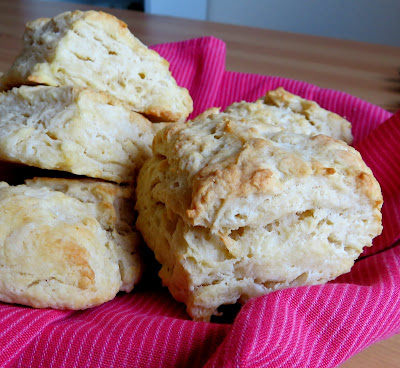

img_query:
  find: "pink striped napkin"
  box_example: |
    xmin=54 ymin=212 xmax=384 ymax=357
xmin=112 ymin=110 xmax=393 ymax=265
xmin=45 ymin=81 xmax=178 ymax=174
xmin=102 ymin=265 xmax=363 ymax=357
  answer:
xmin=1 ymin=36 xmax=399 ymax=368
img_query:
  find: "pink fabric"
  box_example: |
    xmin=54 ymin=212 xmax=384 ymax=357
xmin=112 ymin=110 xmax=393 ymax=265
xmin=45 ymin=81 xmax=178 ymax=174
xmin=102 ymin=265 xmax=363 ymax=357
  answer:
xmin=1 ymin=36 xmax=399 ymax=368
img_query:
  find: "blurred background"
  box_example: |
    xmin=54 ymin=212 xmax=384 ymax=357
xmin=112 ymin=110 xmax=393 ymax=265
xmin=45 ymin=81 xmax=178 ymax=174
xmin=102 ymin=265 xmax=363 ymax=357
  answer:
xmin=47 ymin=0 xmax=400 ymax=47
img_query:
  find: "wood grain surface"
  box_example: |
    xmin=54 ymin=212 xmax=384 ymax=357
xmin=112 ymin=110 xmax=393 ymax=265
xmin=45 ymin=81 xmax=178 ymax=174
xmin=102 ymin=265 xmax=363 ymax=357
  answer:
xmin=0 ymin=1 xmax=399 ymax=367
xmin=1 ymin=0 xmax=400 ymax=113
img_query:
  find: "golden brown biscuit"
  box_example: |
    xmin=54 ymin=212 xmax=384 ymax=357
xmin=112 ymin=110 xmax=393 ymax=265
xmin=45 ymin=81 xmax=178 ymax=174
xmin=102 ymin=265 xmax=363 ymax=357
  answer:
xmin=0 ymin=10 xmax=193 ymax=122
xmin=0 ymin=85 xmax=154 ymax=183
xmin=0 ymin=178 xmax=142 ymax=309
xmin=135 ymin=113 xmax=382 ymax=321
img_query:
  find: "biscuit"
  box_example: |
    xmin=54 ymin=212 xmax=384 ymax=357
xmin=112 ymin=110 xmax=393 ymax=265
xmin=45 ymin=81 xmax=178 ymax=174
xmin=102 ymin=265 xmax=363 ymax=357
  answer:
xmin=0 ymin=178 xmax=142 ymax=309
xmin=0 ymin=10 xmax=193 ymax=122
xmin=135 ymin=113 xmax=382 ymax=321
xmin=224 ymin=87 xmax=353 ymax=143
xmin=0 ymin=85 xmax=154 ymax=183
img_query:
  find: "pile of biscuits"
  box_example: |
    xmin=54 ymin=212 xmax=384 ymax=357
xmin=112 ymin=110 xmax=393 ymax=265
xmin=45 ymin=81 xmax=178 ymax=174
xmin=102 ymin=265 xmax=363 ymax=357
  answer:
xmin=0 ymin=10 xmax=383 ymax=322
xmin=0 ymin=10 xmax=192 ymax=309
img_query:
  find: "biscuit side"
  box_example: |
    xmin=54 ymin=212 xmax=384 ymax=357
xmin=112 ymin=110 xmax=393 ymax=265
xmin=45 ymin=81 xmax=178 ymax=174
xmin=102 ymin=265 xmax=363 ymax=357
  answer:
xmin=0 ymin=181 xmax=139 ymax=309
xmin=25 ymin=177 xmax=143 ymax=292
xmin=0 ymin=85 xmax=154 ymax=183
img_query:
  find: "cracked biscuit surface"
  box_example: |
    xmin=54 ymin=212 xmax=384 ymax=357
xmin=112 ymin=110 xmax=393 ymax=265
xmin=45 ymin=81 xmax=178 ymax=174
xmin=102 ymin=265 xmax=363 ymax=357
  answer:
xmin=0 ymin=178 xmax=142 ymax=309
xmin=0 ymin=85 xmax=154 ymax=183
xmin=135 ymin=112 xmax=382 ymax=321
xmin=223 ymin=87 xmax=353 ymax=143
xmin=0 ymin=10 xmax=193 ymax=122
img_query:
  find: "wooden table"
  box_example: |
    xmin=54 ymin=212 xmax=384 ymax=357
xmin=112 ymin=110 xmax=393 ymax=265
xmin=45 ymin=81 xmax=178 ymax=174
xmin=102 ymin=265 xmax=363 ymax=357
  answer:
xmin=1 ymin=0 xmax=399 ymax=113
xmin=0 ymin=1 xmax=399 ymax=367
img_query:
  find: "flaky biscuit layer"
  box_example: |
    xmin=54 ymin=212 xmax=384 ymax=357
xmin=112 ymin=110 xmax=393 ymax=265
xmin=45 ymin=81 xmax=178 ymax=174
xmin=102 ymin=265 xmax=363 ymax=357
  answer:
xmin=0 ymin=85 xmax=154 ymax=183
